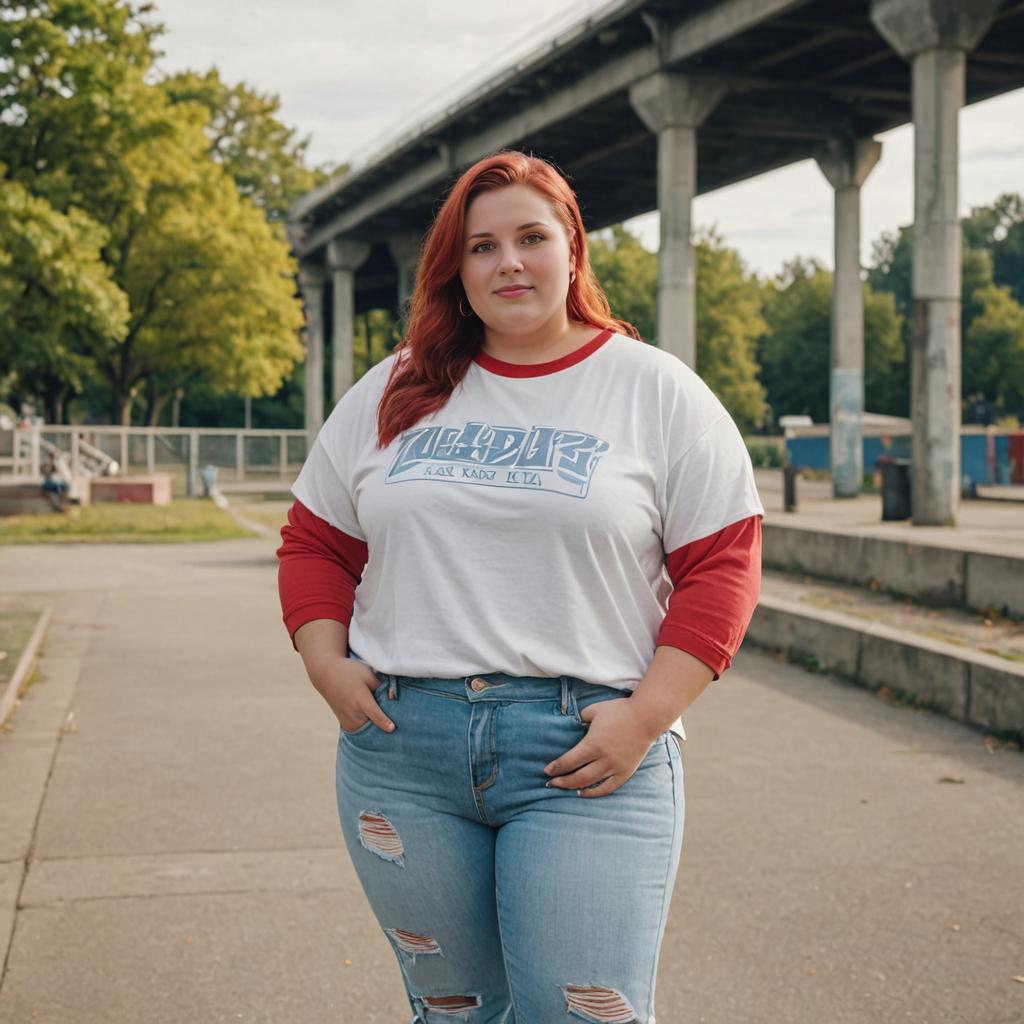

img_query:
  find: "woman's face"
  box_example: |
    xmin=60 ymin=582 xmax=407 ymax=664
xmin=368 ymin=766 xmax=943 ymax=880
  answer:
xmin=459 ymin=184 xmax=575 ymax=334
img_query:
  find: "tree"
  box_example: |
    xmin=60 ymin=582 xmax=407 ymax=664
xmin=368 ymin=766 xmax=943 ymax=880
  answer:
xmin=0 ymin=167 xmax=129 ymax=420
xmin=0 ymin=0 xmax=307 ymax=424
xmin=758 ymin=258 xmax=831 ymax=424
xmin=160 ymin=68 xmax=336 ymax=229
xmin=588 ymin=224 xmax=657 ymax=343
xmin=694 ymin=226 xmax=767 ymax=433
xmin=867 ymin=196 xmax=1024 ymax=414
xmin=758 ymin=257 xmax=904 ymax=426
xmin=963 ymin=192 xmax=1024 ymax=306
xmin=964 ymin=283 xmax=1024 ymax=420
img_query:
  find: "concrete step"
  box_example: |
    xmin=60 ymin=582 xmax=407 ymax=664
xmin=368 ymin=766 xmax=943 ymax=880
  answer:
xmin=751 ymin=571 xmax=1024 ymax=737
xmin=762 ymin=520 xmax=1024 ymax=619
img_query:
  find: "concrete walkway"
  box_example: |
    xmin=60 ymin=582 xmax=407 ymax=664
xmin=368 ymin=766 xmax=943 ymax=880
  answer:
xmin=0 ymin=535 xmax=1022 ymax=1023
xmin=756 ymin=468 xmax=1024 ymax=556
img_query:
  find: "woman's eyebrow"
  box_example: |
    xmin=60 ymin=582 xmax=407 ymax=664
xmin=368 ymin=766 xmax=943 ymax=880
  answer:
xmin=467 ymin=221 xmax=548 ymax=240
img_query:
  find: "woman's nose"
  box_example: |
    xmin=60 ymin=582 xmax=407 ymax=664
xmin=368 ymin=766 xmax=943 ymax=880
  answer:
xmin=497 ymin=248 xmax=524 ymax=274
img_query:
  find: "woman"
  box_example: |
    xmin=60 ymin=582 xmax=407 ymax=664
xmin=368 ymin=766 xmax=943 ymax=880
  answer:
xmin=277 ymin=149 xmax=763 ymax=1023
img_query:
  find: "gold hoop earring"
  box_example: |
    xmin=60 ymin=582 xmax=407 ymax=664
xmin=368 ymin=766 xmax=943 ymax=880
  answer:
xmin=459 ymin=297 xmax=474 ymax=318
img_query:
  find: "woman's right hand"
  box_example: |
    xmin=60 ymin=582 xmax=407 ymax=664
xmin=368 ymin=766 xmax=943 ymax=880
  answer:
xmin=309 ymin=657 xmax=395 ymax=734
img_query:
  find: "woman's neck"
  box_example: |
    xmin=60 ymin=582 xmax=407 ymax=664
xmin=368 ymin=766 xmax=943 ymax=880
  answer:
xmin=480 ymin=319 xmax=596 ymax=365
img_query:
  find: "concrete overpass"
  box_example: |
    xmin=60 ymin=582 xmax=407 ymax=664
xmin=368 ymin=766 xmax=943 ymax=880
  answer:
xmin=287 ymin=0 xmax=1024 ymax=526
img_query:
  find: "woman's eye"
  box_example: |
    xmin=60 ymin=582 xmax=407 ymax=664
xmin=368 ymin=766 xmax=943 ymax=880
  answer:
xmin=471 ymin=234 xmax=544 ymax=253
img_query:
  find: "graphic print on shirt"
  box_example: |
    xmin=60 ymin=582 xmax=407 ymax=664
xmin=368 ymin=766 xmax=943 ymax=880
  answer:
xmin=386 ymin=420 xmax=610 ymax=498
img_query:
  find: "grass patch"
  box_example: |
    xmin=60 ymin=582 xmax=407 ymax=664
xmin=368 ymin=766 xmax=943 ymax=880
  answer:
xmin=231 ymin=500 xmax=292 ymax=533
xmin=0 ymin=608 xmax=44 ymax=690
xmin=0 ymin=499 xmax=256 ymax=544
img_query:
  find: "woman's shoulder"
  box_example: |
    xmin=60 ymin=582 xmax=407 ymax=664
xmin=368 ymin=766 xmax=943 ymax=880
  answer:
xmin=602 ymin=332 xmax=729 ymax=431
xmin=602 ymin=332 xmax=714 ymax=393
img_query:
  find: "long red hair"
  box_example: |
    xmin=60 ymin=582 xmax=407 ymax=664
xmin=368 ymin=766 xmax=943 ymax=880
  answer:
xmin=375 ymin=149 xmax=640 ymax=448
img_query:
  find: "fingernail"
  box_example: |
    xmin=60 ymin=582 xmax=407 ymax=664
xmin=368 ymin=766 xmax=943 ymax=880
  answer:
xmin=576 ymin=790 xmax=582 ymax=797
xmin=544 ymin=781 xmax=552 ymax=788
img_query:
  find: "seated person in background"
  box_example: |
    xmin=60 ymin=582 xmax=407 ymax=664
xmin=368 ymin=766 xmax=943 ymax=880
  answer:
xmin=41 ymin=450 xmax=72 ymax=513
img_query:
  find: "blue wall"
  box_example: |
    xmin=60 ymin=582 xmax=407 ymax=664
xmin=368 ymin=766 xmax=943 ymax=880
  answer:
xmin=785 ymin=433 xmax=1012 ymax=487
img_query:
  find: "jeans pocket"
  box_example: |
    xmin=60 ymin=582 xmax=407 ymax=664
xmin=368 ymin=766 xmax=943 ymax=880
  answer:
xmin=339 ymin=679 xmax=386 ymax=737
xmin=570 ymin=685 xmax=626 ymax=727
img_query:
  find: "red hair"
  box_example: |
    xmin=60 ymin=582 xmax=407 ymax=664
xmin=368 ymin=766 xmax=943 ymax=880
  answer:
xmin=375 ymin=149 xmax=640 ymax=448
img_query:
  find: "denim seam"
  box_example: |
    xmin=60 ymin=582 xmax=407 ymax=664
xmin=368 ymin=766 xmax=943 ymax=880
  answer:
xmin=493 ymin=873 xmax=522 ymax=1024
xmin=473 ymin=703 xmax=502 ymax=792
xmin=645 ymin=738 xmax=682 ymax=1023
xmin=402 ymin=684 xmax=469 ymax=702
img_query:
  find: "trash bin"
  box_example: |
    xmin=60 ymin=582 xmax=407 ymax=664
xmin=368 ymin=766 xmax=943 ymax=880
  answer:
xmin=877 ymin=456 xmax=911 ymax=520
xmin=199 ymin=464 xmax=219 ymax=497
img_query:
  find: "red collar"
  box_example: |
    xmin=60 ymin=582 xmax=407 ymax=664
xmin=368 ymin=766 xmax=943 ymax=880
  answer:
xmin=473 ymin=328 xmax=613 ymax=378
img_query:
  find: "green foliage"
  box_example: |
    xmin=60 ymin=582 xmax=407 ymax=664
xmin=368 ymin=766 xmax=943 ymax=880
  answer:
xmin=0 ymin=166 xmax=129 ymax=393
xmin=758 ymin=257 xmax=904 ymax=427
xmin=587 ymin=224 xmax=657 ymax=342
xmin=868 ymin=197 xmax=1024 ymax=420
xmin=160 ymin=68 xmax=337 ymax=227
xmin=965 ymin=282 xmax=1024 ymax=417
xmin=694 ymin=226 xmax=767 ymax=433
xmin=863 ymin=286 xmax=906 ymax=417
xmin=0 ymin=0 xmax=310 ymax=425
xmin=746 ymin=439 xmax=783 ymax=468
xmin=0 ymin=499 xmax=253 ymax=543
xmin=352 ymin=309 xmax=401 ymax=384
xmin=963 ymin=193 xmax=1024 ymax=307
xmin=757 ymin=257 xmax=830 ymax=424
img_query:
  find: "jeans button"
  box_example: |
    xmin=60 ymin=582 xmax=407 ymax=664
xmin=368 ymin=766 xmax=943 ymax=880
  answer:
xmin=470 ymin=678 xmax=487 ymax=692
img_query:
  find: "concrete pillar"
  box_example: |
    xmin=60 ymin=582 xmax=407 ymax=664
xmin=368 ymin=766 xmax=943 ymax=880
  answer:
xmin=326 ymin=238 xmax=370 ymax=406
xmin=387 ymin=232 xmax=423 ymax=329
xmin=298 ymin=261 xmax=327 ymax=442
xmin=629 ymin=72 xmax=727 ymax=367
xmin=815 ymin=137 xmax=883 ymax=499
xmin=870 ymin=0 xmax=1002 ymax=525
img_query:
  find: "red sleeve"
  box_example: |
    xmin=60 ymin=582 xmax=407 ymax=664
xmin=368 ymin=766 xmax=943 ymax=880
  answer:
xmin=275 ymin=498 xmax=369 ymax=652
xmin=656 ymin=514 xmax=762 ymax=679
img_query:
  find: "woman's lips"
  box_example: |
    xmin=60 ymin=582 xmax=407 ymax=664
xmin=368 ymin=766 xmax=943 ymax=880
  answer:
xmin=495 ymin=287 xmax=532 ymax=298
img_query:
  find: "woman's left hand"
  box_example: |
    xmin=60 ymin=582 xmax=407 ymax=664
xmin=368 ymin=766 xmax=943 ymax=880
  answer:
xmin=543 ymin=698 xmax=659 ymax=798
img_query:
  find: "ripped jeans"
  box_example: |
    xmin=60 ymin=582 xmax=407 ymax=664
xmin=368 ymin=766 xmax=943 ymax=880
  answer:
xmin=335 ymin=666 xmax=685 ymax=1024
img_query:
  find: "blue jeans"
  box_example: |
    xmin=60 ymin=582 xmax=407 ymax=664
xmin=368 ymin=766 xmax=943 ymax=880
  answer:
xmin=335 ymin=667 xmax=685 ymax=1023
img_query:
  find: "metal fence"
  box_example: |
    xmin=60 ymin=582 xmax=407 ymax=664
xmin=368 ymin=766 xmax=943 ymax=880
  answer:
xmin=0 ymin=424 xmax=309 ymax=497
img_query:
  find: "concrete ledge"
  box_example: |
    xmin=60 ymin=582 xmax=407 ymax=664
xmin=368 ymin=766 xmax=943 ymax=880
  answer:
xmin=746 ymin=594 xmax=1024 ymax=735
xmin=857 ymin=630 xmax=968 ymax=722
xmin=969 ymin=662 xmax=1024 ymax=734
xmin=745 ymin=598 xmax=861 ymax=678
xmin=966 ymin=552 xmax=1024 ymax=620
xmin=763 ymin=522 xmax=1024 ymax=618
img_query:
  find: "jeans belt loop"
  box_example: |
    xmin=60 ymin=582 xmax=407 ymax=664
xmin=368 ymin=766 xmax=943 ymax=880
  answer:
xmin=387 ymin=675 xmax=398 ymax=700
xmin=560 ymin=677 xmax=568 ymax=716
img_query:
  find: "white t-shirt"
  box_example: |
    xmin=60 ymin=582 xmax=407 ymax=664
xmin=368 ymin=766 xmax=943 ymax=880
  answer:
xmin=291 ymin=330 xmax=764 ymax=691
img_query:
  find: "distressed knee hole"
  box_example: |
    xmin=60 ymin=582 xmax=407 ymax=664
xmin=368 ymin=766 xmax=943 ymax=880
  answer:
xmin=423 ymin=994 xmax=482 ymax=1014
xmin=562 ymin=983 xmax=639 ymax=1023
xmin=385 ymin=927 xmax=444 ymax=959
xmin=358 ymin=809 xmax=404 ymax=865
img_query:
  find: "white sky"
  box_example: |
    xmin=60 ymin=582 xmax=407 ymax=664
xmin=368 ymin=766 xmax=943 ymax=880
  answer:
xmin=149 ymin=0 xmax=1024 ymax=279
